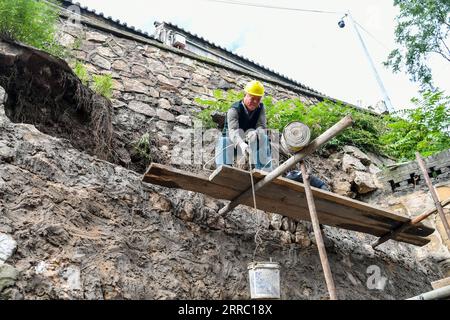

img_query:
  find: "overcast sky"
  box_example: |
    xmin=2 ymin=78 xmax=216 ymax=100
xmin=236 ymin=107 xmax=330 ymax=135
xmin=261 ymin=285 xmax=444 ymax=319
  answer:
xmin=74 ymin=0 xmax=450 ymax=110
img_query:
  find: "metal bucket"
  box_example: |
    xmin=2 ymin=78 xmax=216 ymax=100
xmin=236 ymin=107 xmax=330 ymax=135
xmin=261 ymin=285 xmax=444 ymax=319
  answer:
xmin=280 ymin=122 xmax=310 ymax=155
xmin=248 ymin=262 xmax=280 ymax=299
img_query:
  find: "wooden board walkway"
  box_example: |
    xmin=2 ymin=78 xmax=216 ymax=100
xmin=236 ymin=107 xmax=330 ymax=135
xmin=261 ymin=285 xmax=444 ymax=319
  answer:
xmin=143 ymin=163 xmax=434 ymax=246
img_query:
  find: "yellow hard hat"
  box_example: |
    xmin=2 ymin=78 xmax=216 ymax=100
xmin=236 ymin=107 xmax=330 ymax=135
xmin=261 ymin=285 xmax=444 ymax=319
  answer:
xmin=244 ymin=80 xmax=265 ymax=96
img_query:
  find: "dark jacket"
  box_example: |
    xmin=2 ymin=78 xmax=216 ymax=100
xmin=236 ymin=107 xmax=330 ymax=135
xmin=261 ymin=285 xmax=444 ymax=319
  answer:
xmin=224 ymin=101 xmax=266 ymax=144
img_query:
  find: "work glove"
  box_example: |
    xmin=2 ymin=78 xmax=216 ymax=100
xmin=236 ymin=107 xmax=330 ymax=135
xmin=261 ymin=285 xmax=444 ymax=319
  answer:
xmin=246 ymin=130 xmax=257 ymax=142
xmin=239 ymin=141 xmax=249 ymax=154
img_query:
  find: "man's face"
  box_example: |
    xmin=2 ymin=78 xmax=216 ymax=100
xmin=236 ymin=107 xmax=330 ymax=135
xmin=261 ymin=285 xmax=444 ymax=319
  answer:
xmin=244 ymin=93 xmax=262 ymax=111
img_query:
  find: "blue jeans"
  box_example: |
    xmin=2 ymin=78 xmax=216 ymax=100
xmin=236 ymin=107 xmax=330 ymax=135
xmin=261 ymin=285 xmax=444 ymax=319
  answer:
xmin=215 ymin=133 xmax=272 ymax=172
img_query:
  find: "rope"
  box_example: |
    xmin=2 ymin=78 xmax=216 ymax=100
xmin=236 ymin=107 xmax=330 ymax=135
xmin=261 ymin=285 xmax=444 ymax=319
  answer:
xmin=248 ymin=151 xmax=264 ymax=262
xmin=248 ymin=151 xmax=257 ymax=210
xmin=206 ymin=141 xmax=266 ymax=261
xmin=281 ymin=122 xmax=310 ymax=154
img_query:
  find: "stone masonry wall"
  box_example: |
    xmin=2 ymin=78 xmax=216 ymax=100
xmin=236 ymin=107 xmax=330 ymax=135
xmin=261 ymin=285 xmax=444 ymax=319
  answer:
xmin=58 ymin=18 xmax=323 ymax=174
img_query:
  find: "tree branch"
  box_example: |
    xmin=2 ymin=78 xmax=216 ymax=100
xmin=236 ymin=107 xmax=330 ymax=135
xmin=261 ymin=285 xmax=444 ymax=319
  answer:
xmin=432 ymin=50 xmax=450 ymax=62
xmin=439 ymin=37 xmax=450 ymax=56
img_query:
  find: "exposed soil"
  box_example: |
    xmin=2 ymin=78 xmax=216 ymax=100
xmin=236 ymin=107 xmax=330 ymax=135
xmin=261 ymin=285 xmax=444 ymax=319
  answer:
xmin=0 ymin=38 xmax=168 ymax=175
xmin=0 ymin=38 xmax=115 ymax=162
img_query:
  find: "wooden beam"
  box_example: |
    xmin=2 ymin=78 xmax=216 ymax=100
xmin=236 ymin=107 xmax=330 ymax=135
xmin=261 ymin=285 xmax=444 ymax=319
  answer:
xmin=143 ymin=164 xmax=238 ymax=200
xmin=143 ymin=163 xmax=433 ymax=246
xmin=251 ymin=172 xmax=430 ymax=236
xmin=416 ymin=152 xmax=450 ymax=239
xmin=300 ymin=161 xmax=337 ymax=300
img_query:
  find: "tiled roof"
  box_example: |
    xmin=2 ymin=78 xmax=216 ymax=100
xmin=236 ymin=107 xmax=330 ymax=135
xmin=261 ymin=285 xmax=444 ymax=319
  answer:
xmin=62 ymin=0 xmax=154 ymax=39
xmin=157 ymin=21 xmax=323 ymax=95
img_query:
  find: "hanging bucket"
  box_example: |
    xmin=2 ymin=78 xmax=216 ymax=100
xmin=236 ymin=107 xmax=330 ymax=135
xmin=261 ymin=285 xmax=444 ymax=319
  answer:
xmin=280 ymin=122 xmax=311 ymax=155
xmin=248 ymin=261 xmax=281 ymax=299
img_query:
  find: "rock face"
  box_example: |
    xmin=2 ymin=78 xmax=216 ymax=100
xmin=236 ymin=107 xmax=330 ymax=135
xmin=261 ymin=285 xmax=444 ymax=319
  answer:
xmin=0 ymin=106 xmax=441 ymax=300
xmin=0 ymin=15 xmax=446 ymax=300
xmin=364 ymin=185 xmax=450 ymax=277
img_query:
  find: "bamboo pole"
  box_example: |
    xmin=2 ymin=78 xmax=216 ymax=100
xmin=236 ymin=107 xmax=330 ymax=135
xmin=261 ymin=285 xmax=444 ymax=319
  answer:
xmin=218 ymin=115 xmax=354 ymax=216
xmin=416 ymin=152 xmax=450 ymax=239
xmin=372 ymin=197 xmax=450 ymax=249
xmin=300 ymin=161 xmax=338 ymax=300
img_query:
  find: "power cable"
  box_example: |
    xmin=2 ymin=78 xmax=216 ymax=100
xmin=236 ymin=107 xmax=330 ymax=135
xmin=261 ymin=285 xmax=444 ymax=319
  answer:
xmin=203 ymin=0 xmax=390 ymax=53
xmin=353 ymin=20 xmax=390 ymax=50
xmin=201 ymin=0 xmax=344 ymax=15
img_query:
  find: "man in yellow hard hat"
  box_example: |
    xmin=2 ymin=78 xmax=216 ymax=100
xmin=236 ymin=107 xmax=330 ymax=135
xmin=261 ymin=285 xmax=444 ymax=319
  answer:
xmin=215 ymin=80 xmax=272 ymax=171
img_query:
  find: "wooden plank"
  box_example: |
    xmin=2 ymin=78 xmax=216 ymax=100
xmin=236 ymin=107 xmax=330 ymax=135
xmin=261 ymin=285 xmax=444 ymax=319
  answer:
xmin=244 ymin=187 xmax=429 ymax=245
xmin=209 ymin=167 xmax=431 ymax=245
xmin=143 ymin=163 xmax=432 ymax=246
xmin=143 ymin=163 xmax=239 ymax=200
xmin=210 ymin=166 xmax=433 ymax=238
xmin=208 ymin=165 xmax=256 ymax=191
xmin=146 ymin=164 xmax=430 ymax=246
xmin=253 ymin=172 xmax=433 ymax=238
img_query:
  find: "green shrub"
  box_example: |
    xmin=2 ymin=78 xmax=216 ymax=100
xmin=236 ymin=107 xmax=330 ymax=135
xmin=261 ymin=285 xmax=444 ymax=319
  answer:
xmin=133 ymin=133 xmax=152 ymax=161
xmin=92 ymin=74 xmax=113 ymax=99
xmin=195 ymin=89 xmax=385 ymax=154
xmin=380 ymin=90 xmax=450 ymax=160
xmin=72 ymin=61 xmax=114 ymax=99
xmin=194 ymin=89 xmax=450 ymax=160
xmin=0 ymin=0 xmax=64 ymax=57
xmin=194 ymin=89 xmax=244 ymax=128
xmin=73 ymin=61 xmax=89 ymax=85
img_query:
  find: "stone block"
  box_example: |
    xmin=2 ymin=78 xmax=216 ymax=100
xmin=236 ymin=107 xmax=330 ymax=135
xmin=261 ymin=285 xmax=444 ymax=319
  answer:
xmin=90 ymin=54 xmax=111 ymax=70
xmin=342 ymin=154 xmax=366 ymax=173
xmin=353 ymin=171 xmax=378 ymax=194
xmin=157 ymin=109 xmax=175 ymax=122
xmin=343 ymin=145 xmax=371 ymax=165
xmin=112 ymin=60 xmax=129 ymax=72
xmin=0 ymin=233 xmax=16 ymax=264
xmin=97 ymin=46 xmax=117 ymax=58
xmin=86 ymin=31 xmax=108 ymax=43
xmin=127 ymin=101 xmax=156 ymax=117
xmin=123 ymin=78 xmax=148 ymax=94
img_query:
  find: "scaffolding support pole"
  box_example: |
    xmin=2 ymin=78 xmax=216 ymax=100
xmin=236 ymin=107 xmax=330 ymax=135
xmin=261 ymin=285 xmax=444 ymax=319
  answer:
xmin=416 ymin=152 xmax=450 ymax=239
xmin=300 ymin=161 xmax=338 ymax=300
